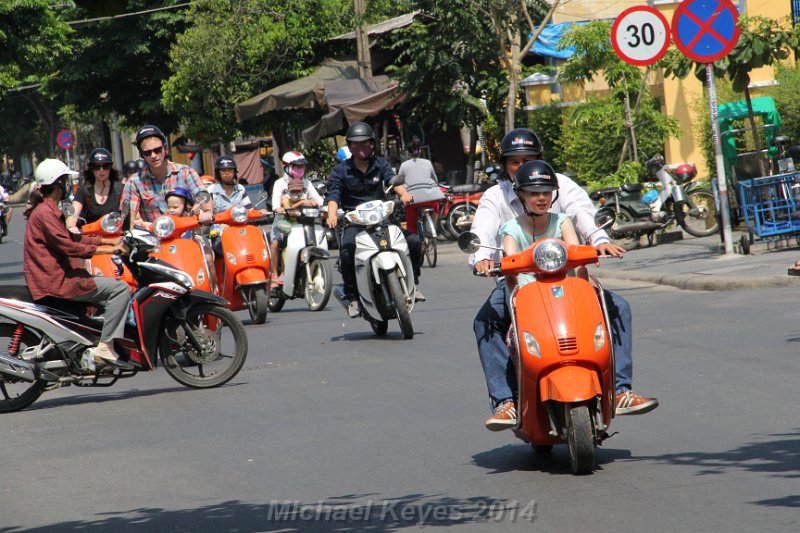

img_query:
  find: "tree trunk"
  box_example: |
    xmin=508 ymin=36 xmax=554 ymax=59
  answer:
xmin=505 ymin=29 xmax=521 ymax=132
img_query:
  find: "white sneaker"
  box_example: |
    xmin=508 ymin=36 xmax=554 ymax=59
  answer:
xmin=414 ymin=288 xmax=426 ymax=302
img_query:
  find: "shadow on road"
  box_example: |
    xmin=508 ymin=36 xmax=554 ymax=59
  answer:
xmin=471 ymin=442 xmax=631 ymax=475
xmin=1 ymin=492 xmax=539 ymax=532
xmin=631 ymin=430 xmax=800 ymax=508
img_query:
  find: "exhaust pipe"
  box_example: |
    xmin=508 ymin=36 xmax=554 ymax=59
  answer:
xmin=0 ymin=353 xmax=36 ymax=382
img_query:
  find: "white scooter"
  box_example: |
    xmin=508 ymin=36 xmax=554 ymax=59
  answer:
xmin=334 ymin=199 xmax=416 ymax=339
xmin=268 ymin=207 xmax=332 ymax=312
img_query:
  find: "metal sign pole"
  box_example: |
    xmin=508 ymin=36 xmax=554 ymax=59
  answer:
xmin=706 ymin=64 xmax=734 ymax=254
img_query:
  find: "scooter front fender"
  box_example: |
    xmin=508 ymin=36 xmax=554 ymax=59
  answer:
xmin=370 ymin=251 xmax=406 ymax=283
xmin=235 ymin=267 xmax=268 ymax=287
xmin=540 ymin=365 xmax=602 ymax=403
xmin=299 ymin=246 xmax=330 ymax=263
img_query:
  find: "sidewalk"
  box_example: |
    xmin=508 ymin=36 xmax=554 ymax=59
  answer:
xmin=588 ymin=230 xmax=800 ymax=290
xmin=436 ymin=229 xmax=800 ymax=291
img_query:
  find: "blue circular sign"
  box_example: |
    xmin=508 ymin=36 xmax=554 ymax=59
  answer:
xmin=56 ymin=129 xmax=76 ymax=150
xmin=671 ymin=0 xmax=741 ymax=63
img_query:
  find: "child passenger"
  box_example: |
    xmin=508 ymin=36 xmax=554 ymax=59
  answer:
xmin=499 ymin=160 xmax=587 ymax=300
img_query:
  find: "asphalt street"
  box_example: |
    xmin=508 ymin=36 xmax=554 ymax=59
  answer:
xmin=1 ymin=220 xmax=798 ymax=532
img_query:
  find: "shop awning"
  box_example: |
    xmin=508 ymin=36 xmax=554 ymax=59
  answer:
xmin=301 ymin=76 xmax=405 ymax=145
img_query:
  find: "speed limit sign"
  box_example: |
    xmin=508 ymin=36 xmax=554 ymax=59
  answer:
xmin=611 ymin=6 xmax=670 ymax=66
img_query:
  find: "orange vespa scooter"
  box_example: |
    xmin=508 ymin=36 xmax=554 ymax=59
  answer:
xmin=459 ymin=211 xmax=617 ymax=475
xmin=150 ymin=211 xmax=216 ymax=295
xmin=83 ymin=211 xmax=136 ymax=289
xmin=210 ymin=205 xmax=274 ymax=324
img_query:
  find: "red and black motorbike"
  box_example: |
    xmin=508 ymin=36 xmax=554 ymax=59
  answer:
xmin=0 ymin=226 xmax=248 ymax=413
xmin=439 ymin=165 xmax=499 ymax=239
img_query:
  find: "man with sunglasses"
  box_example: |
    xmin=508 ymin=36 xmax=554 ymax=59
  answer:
xmin=121 ymin=125 xmax=211 ymax=226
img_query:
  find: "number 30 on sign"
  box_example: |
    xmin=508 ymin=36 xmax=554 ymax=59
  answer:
xmin=611 ymin=5 xmax=671 ymax=67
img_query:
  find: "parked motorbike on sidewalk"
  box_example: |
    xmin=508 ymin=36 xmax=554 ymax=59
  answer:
xmin=0 ymin=226 xmax=248 ymax=413
xmin=333 ymin=199 xmax=416 ymax=339
xmin=268 ymin=206 xmax=332 ymax=312
xmin=210 ymin=205 xmax=274 ymax=324
xmin=458 ymin=210 xmax=618 ymax=474
xmin=440 ymin=176 xmax=495 ymax=239
xmin=591 ymin=157 xmax=718 ymax=247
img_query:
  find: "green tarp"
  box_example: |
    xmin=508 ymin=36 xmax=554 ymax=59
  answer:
xmin=718 ymin=96 xmax=781 ymax=181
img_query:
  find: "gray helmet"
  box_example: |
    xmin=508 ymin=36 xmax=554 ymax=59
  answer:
xmin=345 ymin=122 xmax=375 ymax=143
xmin=135 ymin=124 xmax=167 ymax=149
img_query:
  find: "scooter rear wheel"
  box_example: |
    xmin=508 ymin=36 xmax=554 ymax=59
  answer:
xmin=0 ymin=324 xmax=46 ymax=413
xmin=566 ymin=403 xmax=595 ymax=475
xmin=268 ymin=287 xmax=286 ymax=312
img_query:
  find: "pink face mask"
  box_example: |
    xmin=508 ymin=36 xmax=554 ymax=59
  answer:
xmin=351 ymin=145 xmax=373 ymax=160
xmin=288 ymin=165 xmax=305 ymax=180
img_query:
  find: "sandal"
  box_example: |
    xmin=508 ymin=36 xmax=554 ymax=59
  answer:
xmin=788 ymin=260 xmax=800 ymax=276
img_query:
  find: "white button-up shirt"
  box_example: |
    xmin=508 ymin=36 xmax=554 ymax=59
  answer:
xmin=468 ymin=175 xmax=610 ymax=266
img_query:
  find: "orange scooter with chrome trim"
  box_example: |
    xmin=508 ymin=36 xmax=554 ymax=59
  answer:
xmin=150 ymin=212 xmax=216 ymax=295
xmin=459 ymin=210 xmax=617 ymax=475
xmin=82 ymin=211 xmax=136 ymax=289
xmin=210 ymin=205 xmax=274 ymax=324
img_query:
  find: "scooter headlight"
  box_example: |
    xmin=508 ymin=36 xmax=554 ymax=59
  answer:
xmin=231 ymin=205 xmax=248 ymax=223
xmin=594 ymin=323 xmax=605 ymax=351
xmin=533 ymin=240 xmax=568 ymax=273
xmin=101 ymin=212 xmax=124 ymax=233
xmin=301 ymin=207 xmax=320 ymax=218
xmin=226 ymin=252 xmax=237 ymax=265
xmin=522 ymin=331 xmax=541 ymax=357
xmin=153 ymin=216 xmax=176 ymax=238
xmin=348 ymin=200 xmax=392 ymax=225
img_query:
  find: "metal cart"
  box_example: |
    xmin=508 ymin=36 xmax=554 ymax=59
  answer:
xmin=737 ymin=171 xmax=800 ymax=253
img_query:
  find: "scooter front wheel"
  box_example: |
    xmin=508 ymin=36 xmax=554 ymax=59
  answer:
xmin=244 ymin=285 xmax=268 ymax=324
xmin=566 ymin=403 xmax=595 ymax=475
xmin=160 ymin=304 xmax=248 ymax=389
xmin=680 ymin=189 xmax=719 ymax=237
xmin=305 ymin=258 xmax=332 ymax=311
xmin=386 ymin=270 xmax=414 ymax=339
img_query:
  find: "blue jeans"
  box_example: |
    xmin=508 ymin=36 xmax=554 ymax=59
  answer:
xmin=474 ymin=280 xmax=633 ymax=408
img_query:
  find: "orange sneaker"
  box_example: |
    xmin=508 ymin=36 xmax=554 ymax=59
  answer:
xmin=485 ymin=400 xmax=517 ymax=431
xmin=615 ymin=390 xmax=659 ymax=415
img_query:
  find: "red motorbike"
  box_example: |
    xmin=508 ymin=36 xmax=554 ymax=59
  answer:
xmin=439 ymin=165 xmax=498 ymax=239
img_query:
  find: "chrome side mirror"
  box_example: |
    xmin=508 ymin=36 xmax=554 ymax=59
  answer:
xmin=594 ymin=207 xmax=616 ymax=229
xmin=457 ymin=231 xmax=481 ymax=254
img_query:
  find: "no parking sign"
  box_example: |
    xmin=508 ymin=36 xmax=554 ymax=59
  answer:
xmin=671 ymin=0 xmax=741 ymax=63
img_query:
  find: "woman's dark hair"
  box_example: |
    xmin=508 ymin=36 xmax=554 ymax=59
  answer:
xmin=23 ymin=181 xmax=60 ymax=219
xmin=81 ymin=164 xmax=119 ymax=190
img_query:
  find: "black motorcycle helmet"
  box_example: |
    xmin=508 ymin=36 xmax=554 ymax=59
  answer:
xmin=513 ymin=160 xmax=559 ymax=216
xmin=215 ymin=155 xmax=237 ymax=181
xmin=135 ymin=124 xmax=167 ymax=150
xmin=345 ymin=122 xmax=375 ymax=143
xmin=87 ymin=148 xmax=112 ymax=167
xmin=500 ymin=128 xmax=543 ymax=162
xmin=123 ymin=159 xmax=140 ymax=176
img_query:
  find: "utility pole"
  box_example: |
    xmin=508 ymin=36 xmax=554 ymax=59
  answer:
xmin=353 ymin=0 xmax=372 ymax=79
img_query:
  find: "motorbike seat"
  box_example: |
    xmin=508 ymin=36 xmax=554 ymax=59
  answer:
xmin=0 ymin=285 xmax=91 ymax=320
xmin=591 ymin=187 xmax=621 ymax=199
xmin=450 ymin=183 xmax=491 ymax=194
xmin=620 ymin=183 xmax=643 ymax=193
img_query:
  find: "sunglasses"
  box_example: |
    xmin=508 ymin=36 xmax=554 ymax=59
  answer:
xmin=92 ymin=163 xmax=112 ymax=170
xmin=141 ymin=146 xmax=164 ymax=157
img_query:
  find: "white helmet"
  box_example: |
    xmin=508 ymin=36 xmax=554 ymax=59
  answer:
xmin=281 ymin=151 xmax=307 ymax=166
xmin=34 ymin=159 xmax=78 ymax=186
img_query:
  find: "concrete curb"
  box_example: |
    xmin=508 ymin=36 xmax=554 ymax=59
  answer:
xmin=594 ymin=270 xmax=800 ymax=291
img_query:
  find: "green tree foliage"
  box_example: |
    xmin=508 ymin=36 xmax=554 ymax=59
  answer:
xmin=554 ymin=20 xmax=679 ymax=187
xmin=162 ymin=0 xmax=353 ymax=146
xmin=47 ymin=0 xmax=190 ymax=135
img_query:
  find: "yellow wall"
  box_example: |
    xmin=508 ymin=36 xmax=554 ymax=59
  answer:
xmin=548 ymin=0 xmax=794 ymax=179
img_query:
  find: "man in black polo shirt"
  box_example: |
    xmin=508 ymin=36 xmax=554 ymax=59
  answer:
xmin=326 ymin=122 xmax=425 ymax=318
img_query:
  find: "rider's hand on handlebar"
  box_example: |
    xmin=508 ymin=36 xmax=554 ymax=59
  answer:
xmin=595 ymin=242 xmax=625 ymax=258
xmin=474 ymin=259 xmax=495 ymax=277
xmin=326 ymin=211 xmax=338 ymax=229
xmin=400 ymin=193 xmax=413 ymax=206
xmin=198 ymin=210 xmax=213 ymax=224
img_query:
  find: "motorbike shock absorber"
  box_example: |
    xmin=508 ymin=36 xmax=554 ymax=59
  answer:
xmin=7 ymin=323 xmax=24 ymax=356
